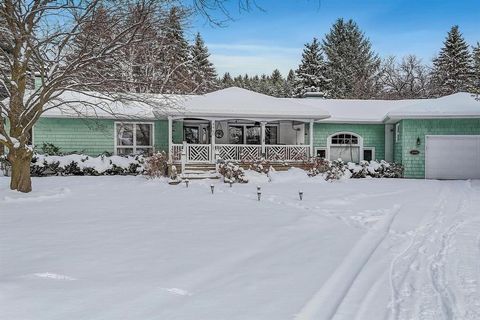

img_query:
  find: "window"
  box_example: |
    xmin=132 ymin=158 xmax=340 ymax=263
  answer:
xmin=115 ymin=122 xmax=153 ymax=155
xmin=184 ymin=126 xmax=200 ymax=144
xmin=330 ymin=133 xmax=359 ymax=145
xmin=328 ymin=132 xmax=362 ymax=163
xmin=229 ymin=124 xmax=278 ymax=144
xmin=395 ymin=123 xmax=400 ymax=143
xmin=246 ymin=126 xmax=261 ymax=144
xmin=315 ymin=148 xmax=326 ymax=159
xmin=229 ymin=126 xmax=244 ymax=144
xmin=363 ymin=148 xmax=375 ymax=161
xmin=265 ymin=126 xmax=278 ymax=145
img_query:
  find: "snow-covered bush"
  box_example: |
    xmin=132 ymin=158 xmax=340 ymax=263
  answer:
xmin=218 ymin=161 xmax=248 ymax=183
xmin=308 ymin=159 xmax=403 ymax=181
xmin=144 ymin=151 xmax=169 ymax=179
xmin=243 ymin=158 xmax=273 ymax=174
xmin=30 ymin=154 xmax=145 ymax=176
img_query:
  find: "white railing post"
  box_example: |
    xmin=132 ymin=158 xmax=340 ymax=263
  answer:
xmin=168 ymin=116 xmax=173 ymax=163
xmin=309 ymin=120 xmax=314 ymax=159
xmin=181 ymin=141 xmax=187 ymax=172
xmin=210 ymin=120 xmax=215 ymax=164
xmin=215 ymin=149 xmax=220 ymax=172
xmin=261 ymin=121 xmax=266 ymax=156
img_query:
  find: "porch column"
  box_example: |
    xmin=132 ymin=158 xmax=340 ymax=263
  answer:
xmin=309 ymin=119 xmax=314 ymax=158
xmin=210 ymin=119 xmax=215 ymax=164
xmin=260 ymin=121 xmax=267 ymax=156
xmin=168 ymin=116 xmax=173 ymax=162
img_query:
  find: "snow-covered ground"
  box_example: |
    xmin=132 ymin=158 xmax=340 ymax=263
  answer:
xmin=1 ymin=170 xmax=480 ymax=320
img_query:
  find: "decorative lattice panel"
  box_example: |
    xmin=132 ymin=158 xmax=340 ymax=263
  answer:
xmin=187 ymin=145 xmax=211 ymax=162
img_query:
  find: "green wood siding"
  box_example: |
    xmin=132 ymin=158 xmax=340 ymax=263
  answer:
xmin=400 ymin=118 xmax=480 ymax=179
xmin=34 ymin=118 xmax=180 ymax=156
xmin=313 ymin=123 xmax=386 ymax=160
xmin=34 ymin=118 xmax=115 ymax=155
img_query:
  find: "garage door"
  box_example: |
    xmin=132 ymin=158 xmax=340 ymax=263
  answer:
xmin=426 ymin=135 xmax=480 ymax=179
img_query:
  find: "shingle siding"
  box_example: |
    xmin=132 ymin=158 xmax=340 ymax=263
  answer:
xmin=399 ymin=119 xmax=480 ymax=178
xmin=33 ymin=118 xmax=180 ymax=156
xmin=313 ymin=123 xmax=386 ymax=160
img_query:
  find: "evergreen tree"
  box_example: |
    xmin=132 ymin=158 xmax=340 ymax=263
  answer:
xmin=294 ymin=38 xmax=331 ymax=98
xmin=270 ymin=69 xmax=284 ymax=96
xmin=431 ymin=26 xmax=473 ymax=96
xmin=472 ymin=42 xmax=480 ymax=93
xmin=190 ymin=32 xmax=217 ymax=93
xmin=283 ymin=69 xmax=296 ymax=97
xmin=221 ymin=72 xmax=234 ymax=88
xmin=322 ymin=19 xmax=381 ymax=99
xmin=159 ymin=7 xmax=191 ymax=94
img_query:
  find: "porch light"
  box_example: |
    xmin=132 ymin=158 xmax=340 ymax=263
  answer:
xmin=416 ymin=137 xmax=421 ymax=146
xmin=299 ymin=190 xmax=303 ymax=201
xmin=210 ymin=184 xmax=215 ymax=194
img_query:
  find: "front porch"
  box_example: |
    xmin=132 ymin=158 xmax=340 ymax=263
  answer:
xmin=168 ymin=118 xmax=315 ymax=164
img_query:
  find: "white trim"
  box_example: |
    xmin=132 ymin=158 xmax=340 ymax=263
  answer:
xmin=168 ymin=116 xmax=172 ymax=162
xmin=395 ymin=123 xmax=400 ymax=143
xmin=114 ymin=121 xmax=155 ymax=155
xmin=326 ymin=131 xmax=364 ymax=162
xmin=314 ymin=147 xmax=327 ymax=158
xmin=309 ymin=120 xmax=314 ymax=158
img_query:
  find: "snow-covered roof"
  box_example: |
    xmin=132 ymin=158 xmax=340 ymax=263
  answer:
xmin=3 ymin=88 xmax=479 ymax=123
xmin=287 ymin=98 xmax=410 ymax=123
xmin=11 ymin=87 xmax=329 ymax=121
xmin=177 ymin=87 xmax=330 ymax=120
xmin=384 ymin=92 xmax=480 ymax=122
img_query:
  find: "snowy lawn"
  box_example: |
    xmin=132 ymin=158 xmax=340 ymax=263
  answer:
xmin=1 ymin=170 xmax=480 ymax=320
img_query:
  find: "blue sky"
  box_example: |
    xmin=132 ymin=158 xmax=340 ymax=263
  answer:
xmin=189 ymin=0 xmax=480 ymax=76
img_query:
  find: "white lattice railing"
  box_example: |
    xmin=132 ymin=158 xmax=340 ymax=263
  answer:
xmin=170 ymin=144 xmax=183 ymax=162
xmin=171 ymin=143 xmax=311 ymax=163
xmin=215 ymin=144 xmax=262 ymax=161
xmin=265 ymin=145 xmax=310 ymax=161
xmin=186 ymin=144 xmax=211 ymax=162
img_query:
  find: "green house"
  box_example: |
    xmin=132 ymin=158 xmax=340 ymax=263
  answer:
xmin=5 ymin=87 xmax=480 ymax=179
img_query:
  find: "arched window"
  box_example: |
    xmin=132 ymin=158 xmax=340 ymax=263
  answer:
xmin=330 ymin=133 xmax=359 ymax=145
xmin=328 ymin=132 xmax=363 ymax=163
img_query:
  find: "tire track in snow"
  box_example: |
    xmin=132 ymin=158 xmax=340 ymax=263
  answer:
xmin=389 ymin=181 xmax=474 ymax=320
xmin=295 ymin=204 xmax=402 ymax=320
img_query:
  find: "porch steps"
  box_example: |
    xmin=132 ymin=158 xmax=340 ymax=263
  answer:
xmin=180 ymin=163 xmax=220 ymax=180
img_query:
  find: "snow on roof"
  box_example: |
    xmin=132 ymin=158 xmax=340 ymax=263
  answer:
xmin=287 ymin=97 xmax=415 ymax=123
xmin=287 ymin=92 xmax=480 ymax=123
xmin=3 ymin=88 xmax=479 ymax=123
xmin=31 ymin=91 xmax=195 ymax=120
xmin=384 ymin=92 xmax=480 ymax=121
xmin=178 ymin=87 xmax=330 ymax=120
xmin=14 ymin=87 xmax=329 ymax=121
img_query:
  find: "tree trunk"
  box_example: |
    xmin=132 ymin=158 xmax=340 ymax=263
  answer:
xmin=7 ymin=147 xmax=33 ymax=193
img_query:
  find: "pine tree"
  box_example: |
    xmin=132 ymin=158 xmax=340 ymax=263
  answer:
xmin=270 ymin=69 xmax=284 ymax=96
xmin=190 ymin=32 xmax=217 ymax=93
xmin=159 ymin=7 xmax=191 ymax=94
xmin=431 ymin=26 xmax=473 ymax=96
xmin=221 ymin=72 xmax=234 ymax=88
xmin=294 ymin=38 xmax=331 ymax=98
xmin=322 ymin=19 xmax=381 ymax=99
xmin=472 ymin=42 xmax=480 ymax=94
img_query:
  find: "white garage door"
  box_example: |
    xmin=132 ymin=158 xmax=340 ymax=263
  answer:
xmin=426 ymin=135 xmax=480 ymax=179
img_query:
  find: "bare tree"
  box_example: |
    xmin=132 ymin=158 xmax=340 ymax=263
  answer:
xmin=379 ymin=55 xmax=432 ymax=99
xmin=0 ymin=0 xmax=177 ymax=192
